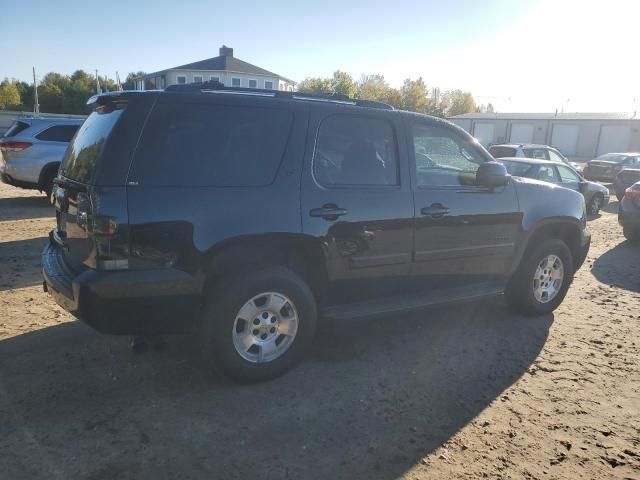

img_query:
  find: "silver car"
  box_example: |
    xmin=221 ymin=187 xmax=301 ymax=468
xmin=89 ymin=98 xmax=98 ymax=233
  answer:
xmin=0 ymin=116 xmax=85 ymax=199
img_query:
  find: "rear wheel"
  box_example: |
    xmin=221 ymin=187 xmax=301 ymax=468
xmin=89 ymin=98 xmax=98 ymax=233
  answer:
xmin=623 ymin=225 xmax=640 ymax=242
xmin=587 ymin=194 xmax=603 ymax=215
xmin=199 ymin=265 xmax=317 ymax=382
xmin=505 ymin=239 xmax=574 ymax=316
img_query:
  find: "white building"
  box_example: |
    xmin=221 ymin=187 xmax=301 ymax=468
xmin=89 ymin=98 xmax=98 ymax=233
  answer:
xmin=449 ymin=112 xmax=640 ymax=161
xmin=135 ymin=45 xmax=295 ymax=92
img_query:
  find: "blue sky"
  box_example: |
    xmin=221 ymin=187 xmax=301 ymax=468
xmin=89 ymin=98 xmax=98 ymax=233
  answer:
xmin=2 ymin=0 xmax=638 ymax=112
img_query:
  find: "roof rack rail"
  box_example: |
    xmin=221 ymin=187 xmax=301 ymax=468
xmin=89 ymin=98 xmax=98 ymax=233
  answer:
xmin=164 ymin=81 xmax=394 ymax=110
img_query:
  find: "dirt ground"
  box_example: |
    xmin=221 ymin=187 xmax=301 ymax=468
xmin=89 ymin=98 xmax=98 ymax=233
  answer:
xmin=0 ymin=181 xmax=638 ymax=480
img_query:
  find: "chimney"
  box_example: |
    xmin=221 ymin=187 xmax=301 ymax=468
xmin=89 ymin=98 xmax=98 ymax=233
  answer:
xmin=219 ymin=45 xmax=233 ymax=57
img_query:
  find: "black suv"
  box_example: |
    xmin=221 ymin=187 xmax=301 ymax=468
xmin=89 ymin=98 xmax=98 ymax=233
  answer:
xmin=43 ymin=84 xmax=591 ymax=381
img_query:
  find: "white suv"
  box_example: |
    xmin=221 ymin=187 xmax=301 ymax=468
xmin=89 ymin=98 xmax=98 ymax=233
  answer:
xmin=489 ymin=143 xmax=583 ymax=173
xmin=0 ymin=116 xmax=85 ymax=199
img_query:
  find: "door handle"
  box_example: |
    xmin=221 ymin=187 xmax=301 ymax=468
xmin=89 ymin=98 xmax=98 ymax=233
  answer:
xmin=310 ymin=203 xmax=348 ymax=220
xmin=421 ymin=203 xmax=450 ymax=218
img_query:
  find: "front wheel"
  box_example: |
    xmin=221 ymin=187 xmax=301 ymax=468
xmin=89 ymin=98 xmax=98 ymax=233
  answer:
xmin=199 ymin=265 xmax=317 ymax=382
xmin=505 ymin=239 xmax=574 ymax=316
xmin=587 ymin=194 xmax=603 ymax=215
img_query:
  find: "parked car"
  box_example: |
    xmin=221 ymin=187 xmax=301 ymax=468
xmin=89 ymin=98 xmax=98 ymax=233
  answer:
xmin=488 ymin=143 xmax=583 ymax=172
xmin=583 ymin=152 xmax=640 ymax=182
xmin=0 ymin=116 xmax=84 ymax=200
xmin=614 ymin=167 xmax=640 ymax=201
xmin=498 ymin=157 xmax=609 ymax=215
xmin=618 ymin=182 xmax=640 ymax=241
xmin=42 ymin=85 xmax=591 ymax=382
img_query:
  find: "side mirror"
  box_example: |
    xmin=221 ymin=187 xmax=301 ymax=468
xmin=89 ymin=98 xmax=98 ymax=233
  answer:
xmin=477 ymin=161 xmax=509 ymax=188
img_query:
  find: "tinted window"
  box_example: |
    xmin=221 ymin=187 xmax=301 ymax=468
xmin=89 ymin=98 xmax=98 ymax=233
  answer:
xmin=2 ymin=121 xmax=30 ymax=138
xmin=412 ymin=124 xmax=483 ymax=187
xmin=557 ymin=165 xmax=580 ymax=183
xmin=537 ymin=165 xmax=560 ymax=183
xmin=500 ymin=160 xmax=533 ymax=177
xmin=249 ymin=79 xmax=257 ymax=88
xmin=35 ymin=125 xmax=80 ymax=142
xmin=596 ymin=153 xmax=627 ymax=163
xmin=524 ymin=148 xmax=549 ymax=160
xmin=137 ymin=103 xmax=292 ymax=186
xmin=61 ymin=107 xmax=123 ymax=184
xmin=488 ymin=146 xmax=517 ymax=158
xmin=314 ymin=115 xmax=398 ymax=186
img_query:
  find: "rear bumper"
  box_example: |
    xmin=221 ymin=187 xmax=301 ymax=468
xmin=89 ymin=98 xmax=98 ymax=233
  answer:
xmin=618 ymin=200 xmax=640 ymax=229
xmin=42 ymin=237 xmax=201 ymax=335
xmin=1 ymin=173 xmax=40 ymax=190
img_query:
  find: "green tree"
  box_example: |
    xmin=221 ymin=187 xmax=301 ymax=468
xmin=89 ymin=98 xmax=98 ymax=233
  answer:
xmin=38 ymin=83 xmax=64 ymax=113
xmin=297 ymin=76 xmax=333 ymax=95
xmin=442 ymin=89 xmax=476 ymax=117
xmin=0 ymin=80 xmax=21 ymax=110
xmin=400 ymin=77 xmax=428 ymax=112
xmin=329 ymin=70 xmax=357 ymax=97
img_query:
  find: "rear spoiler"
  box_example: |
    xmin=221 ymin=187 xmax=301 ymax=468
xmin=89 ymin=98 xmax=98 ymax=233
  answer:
xmin=86 ymin=93 xmax=130 ymax=113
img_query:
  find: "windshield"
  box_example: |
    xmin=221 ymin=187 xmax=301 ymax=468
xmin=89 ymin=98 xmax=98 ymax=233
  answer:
xmin=60 ymin=107 xmax=122 ymax=183
xmin=596 ymin=153 xmax=627 ymax=163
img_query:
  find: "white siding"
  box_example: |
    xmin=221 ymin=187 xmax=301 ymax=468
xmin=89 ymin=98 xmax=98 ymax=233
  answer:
xmin=551 ymin=124 xmax=580 ymax=156
xmin=509 ymin=124 xmax=535 ymax=143
xmin=164 ymin=70 xmax=291 ymax=90
xmin=598 ymin=125 xmax=631 ymax=155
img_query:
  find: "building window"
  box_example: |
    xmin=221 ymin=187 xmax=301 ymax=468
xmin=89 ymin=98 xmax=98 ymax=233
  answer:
xmin=264 ymin=80 xmax=273 ymax=90
xmin=210 ymin=76 xmax=220 ymax=83
xmin=177 ymin=75 xmax=186 ymax=84
xmin=231 ymin=77 xmax=241 ymax=87
xmin=193 ymin=75 xmax=203 ymax=83
xmin=248 ymin=79 xmax=257 ymax=89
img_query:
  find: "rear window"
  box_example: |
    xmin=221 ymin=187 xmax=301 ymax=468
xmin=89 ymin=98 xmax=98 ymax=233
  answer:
xmin=500 ymin=160 xmax=533 ymax=177
xmin=136 ymin=103 xmax=293 ymax=186
xmin=61 ymin=107 xmax=123 ymax=184
xmin=35 ymin=125 xmax=80 ymax=142
xmin=596 ymin=153 xmax=627 ymax=163
xmin=488 ymin=146 xmax=516 ymax=158
xmin=2 ymin=121 xmax=30 ymax=138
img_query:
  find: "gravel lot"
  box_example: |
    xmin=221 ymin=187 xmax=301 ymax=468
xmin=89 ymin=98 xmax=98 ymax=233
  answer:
xmin=0 ymin=181 xmax=638 ymax=480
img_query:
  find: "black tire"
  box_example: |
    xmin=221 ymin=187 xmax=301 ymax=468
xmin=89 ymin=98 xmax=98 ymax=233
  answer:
xmin=42 ymin=172 xmax=55 ymax=205
xmin=505 ymin=239 xmax=574 ymax=316
xmin=199 ymin=265 xmax=317 ymax=382
xmin=623 ymin=225 xmax=640 ymax=242
xmin=586 ymin=194 xmax=603 ymax=215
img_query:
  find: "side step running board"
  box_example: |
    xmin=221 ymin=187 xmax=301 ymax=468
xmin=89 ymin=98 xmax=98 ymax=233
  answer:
xmin=321 ymin=283 xmax=503 ymax=321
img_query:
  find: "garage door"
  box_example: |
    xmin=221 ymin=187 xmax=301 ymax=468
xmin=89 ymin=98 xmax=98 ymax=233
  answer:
xmin=598 ymin=125 xmax=631 ymax=155
xmin=509 ymin=124 xmax=534 ymax=143
xmin=473 ymin=123 xmax=495 ymax=147
xmin=551 ymin=124 xmax=579 ymax=156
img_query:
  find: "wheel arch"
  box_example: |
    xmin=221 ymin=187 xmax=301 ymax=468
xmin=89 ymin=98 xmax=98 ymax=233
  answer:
xmin=200 ymin=233 xmax=329 ymax=305
xmin=37 ymin=161 xmax=61 ymax=189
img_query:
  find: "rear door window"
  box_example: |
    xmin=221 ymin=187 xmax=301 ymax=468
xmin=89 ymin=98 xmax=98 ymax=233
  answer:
xmin=547 ymin=149 xmax=565 ymax=163
xmin=35 ymin=125 xmax=80 ymax=142
xmin=488 ymin=146 xmax=516 ymax=158
xmin=313 ymin=114 xmax=399 ymax=186
xmin=2 ymin=121 xmax=30 ymax=138
xmin=61 ymin=107 xmax=124 ymax=184
xmin=537 ymin=165 xmax=560 ymax=183
xmin=136 ymin=103 xmax=293 ymax=186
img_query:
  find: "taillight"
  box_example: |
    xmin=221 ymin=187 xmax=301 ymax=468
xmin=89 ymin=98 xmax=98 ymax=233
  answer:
xmin=0 ymin=141 xmax=32 ymax=152
xmin=624 ymin=186 xmax=640 ymax=199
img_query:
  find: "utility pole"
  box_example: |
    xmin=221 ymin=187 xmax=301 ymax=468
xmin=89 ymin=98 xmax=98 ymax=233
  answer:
xmin=96 ymin=69 xmax=101 ymax=94
xmin=116 ymin=71 xmax=123 ymax=92
xmin=32 ymin=67 xmax=39 ymax=114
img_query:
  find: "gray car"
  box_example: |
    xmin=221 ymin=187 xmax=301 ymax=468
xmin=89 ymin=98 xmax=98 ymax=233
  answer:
xmin=499 ymin=157 xmax=610 ymax=215
xmin=0 ymin=116 xmax=85 ymax=199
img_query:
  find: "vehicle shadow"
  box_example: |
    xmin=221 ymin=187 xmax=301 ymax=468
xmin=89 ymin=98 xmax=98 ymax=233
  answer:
xmin=591 ymin=240 xmax=640 ymax=292
xmin=0 ymin=299 xmax=552 ymax=479
xmin=601 ymin=199 xmax=619 ymax=215
xmin=0 ymin=194 xmax=54 ymax=221
xmin=0 ymin=237 xmax=49 ymax=291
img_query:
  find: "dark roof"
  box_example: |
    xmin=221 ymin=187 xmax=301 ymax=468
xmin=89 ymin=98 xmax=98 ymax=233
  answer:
xmin=450 ymin=112 xmax=639 ymax=120
xmin=144 ymin=54 xmax=294 ymax=84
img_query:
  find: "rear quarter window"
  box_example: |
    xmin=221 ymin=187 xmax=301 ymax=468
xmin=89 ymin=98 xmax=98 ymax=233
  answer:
xmin=35 ymin=125 xmax=80 ymax=142
xmin=2 ymin=121 xmax=30 ymax=138
xmin=61 ymin=108 xmax=123 ymax=184
xmin=135 ymin=103 xmax=293 ymax=186
xmin=488 ymin=146 xmax=516 ymax=158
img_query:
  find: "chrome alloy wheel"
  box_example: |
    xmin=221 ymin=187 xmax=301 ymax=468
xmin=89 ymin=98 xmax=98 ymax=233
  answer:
xmin=590 ymin=196 xmax=602 ymax=215
xmin=232 ymin=292 xmax=299 ymax=363
xmin=533 ymin=254 xmax=564 ymax=303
